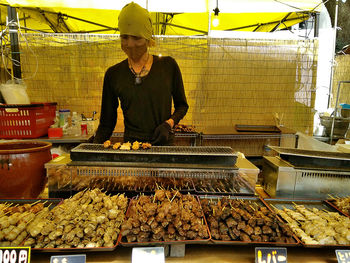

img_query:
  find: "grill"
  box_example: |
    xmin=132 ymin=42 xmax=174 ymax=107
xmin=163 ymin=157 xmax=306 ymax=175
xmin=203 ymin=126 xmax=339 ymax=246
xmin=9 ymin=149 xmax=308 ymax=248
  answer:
xmin=48 ymin=144 xmax=253 ymax=198
xmin=70 ymin=144 xmax=237 ymax=166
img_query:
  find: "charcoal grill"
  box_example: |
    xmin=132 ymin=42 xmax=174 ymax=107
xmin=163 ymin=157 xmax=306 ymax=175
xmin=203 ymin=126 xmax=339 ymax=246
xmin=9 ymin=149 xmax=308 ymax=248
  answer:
xmin=70 ymin=144 xmax=236 ymax=166
xmin=48 ymin=144 xmax=253 ymax=197
xmin=263 ymin=146 xmax=350 ymax=198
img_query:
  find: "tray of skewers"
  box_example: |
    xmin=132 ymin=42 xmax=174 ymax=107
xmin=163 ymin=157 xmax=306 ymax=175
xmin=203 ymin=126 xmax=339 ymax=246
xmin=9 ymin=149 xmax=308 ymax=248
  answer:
xmin=0 ymin=189 xmax=129 ymax=252
xmin=0 ymin=199 xmax=62 ymax=248
xmin=71 ymin=176 xmax=195 ymax=197
xmin=263 ymin=198 xmax=350 ymax=247
xmin=199 ymin=196 xmax=299 ymax=246
xmin=193 ymin=176 xmax=255 ymax=196
xmin=119 ymin=190 xmax=211 ymax=246
xmin=325 ymin=196 xmax=350 ymax=217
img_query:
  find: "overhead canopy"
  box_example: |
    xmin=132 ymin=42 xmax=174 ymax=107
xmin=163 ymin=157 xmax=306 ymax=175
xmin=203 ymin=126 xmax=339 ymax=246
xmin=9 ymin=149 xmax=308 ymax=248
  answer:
xmin=0 ymin=0 xmax=324 ymax=34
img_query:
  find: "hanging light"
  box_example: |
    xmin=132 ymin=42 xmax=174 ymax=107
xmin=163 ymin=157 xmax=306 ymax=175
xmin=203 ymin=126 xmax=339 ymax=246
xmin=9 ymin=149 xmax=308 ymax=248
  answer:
xmin=212 ymin=0 xmax=220 ymax=27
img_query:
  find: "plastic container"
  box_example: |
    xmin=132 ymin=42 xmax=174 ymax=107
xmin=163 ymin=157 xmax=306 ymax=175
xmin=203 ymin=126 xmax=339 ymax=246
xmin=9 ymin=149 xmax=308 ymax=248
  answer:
xmin=71 ymin=112 xmax=81 ymax=136
xmin=58 ymin=109 xmax=70 ymax=128
xmin=48 ymin=127 xmax=63 ymax=138
xmin=0 ymin=102 xmax=57 ymax=139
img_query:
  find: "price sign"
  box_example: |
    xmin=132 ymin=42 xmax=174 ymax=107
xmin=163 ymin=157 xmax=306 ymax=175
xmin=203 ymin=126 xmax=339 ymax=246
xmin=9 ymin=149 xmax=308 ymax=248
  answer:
xmin=255 ymin=247 xmax=287 ymax=263
xmin=336 ymin=250 xmax=350 ymax=263
xmin=50 ymin=254 xmax=86 ymax=263
xmin=132 ymin=247 xmax=165 ymax=263
xmin=0 ymin=247 xmax=30 ymax=263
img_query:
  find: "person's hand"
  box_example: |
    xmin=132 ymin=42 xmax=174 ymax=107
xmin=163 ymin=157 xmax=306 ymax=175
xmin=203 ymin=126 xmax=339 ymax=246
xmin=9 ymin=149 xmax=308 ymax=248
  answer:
xmin=151 ymin=122 xmax=171 ymax=145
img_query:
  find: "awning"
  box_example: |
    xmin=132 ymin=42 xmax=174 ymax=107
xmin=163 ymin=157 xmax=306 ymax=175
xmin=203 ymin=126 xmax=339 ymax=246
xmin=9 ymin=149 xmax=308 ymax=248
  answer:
xmin=0 ymin=0 xmax=324 ymax=34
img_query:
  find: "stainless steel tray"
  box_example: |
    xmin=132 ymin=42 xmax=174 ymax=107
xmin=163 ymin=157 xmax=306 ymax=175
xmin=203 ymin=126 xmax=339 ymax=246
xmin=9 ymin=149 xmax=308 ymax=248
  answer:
xmin=199 ymin=196 xmax=300 ymax=246
xmin=120 ymin=196 xmax=211 ymax=247
xmin=0 ymin=199 xmax=118 ymax=252
xmin=269 ymin=146 xmax=350 ymax=170
xmin=262 ymin=198 xmax=350 ymax=248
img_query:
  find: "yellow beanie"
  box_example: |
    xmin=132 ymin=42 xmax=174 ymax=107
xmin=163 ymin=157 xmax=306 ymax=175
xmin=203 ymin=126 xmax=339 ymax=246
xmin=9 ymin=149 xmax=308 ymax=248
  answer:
xmin=118 ymin=2 xmax=155 ymax=45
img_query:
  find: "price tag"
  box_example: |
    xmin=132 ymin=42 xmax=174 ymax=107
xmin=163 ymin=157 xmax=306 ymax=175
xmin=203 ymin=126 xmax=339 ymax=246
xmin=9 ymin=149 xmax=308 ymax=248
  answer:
xmin=0 ymin=247 xmax=30 ymax=263
xmin=336 ymin=250 xmax=350 ymax=263
xmin=255 ymin=247 xmax=287 ymax=263
xmin=50 ymin=254 xmax=86 ymax=263
xmin=132 ymin=247 xmax=165 ymax=263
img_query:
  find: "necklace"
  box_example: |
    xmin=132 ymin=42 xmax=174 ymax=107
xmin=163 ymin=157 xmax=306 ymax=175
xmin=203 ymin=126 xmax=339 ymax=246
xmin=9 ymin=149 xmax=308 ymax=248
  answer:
xmin=129 ymin=54 xmax=149 ymax=85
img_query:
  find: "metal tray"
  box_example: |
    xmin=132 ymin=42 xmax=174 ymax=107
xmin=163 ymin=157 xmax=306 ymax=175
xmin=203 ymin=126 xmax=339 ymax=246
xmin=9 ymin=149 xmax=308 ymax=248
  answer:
xmin=325 ymin=199 xmax=350 ymax=217
xmin=262 ymin=198 xmax=350 ymax=248
xmin=199 ymin=196 xmax=300 ymax=246
xmin=269 ymin=146 xmax=350 ymax=170
xmin=119 ymin=196 xmax=211 ymax=247
xmin=0 ymin=199 xmax=119 ymax=253
xmin=235 ymin=125 xmax=281 ymax=133
xmin=193 ymin=176 xmax=255 ymax=196
xmin=70 ymin=144 xmax=237 ymax=166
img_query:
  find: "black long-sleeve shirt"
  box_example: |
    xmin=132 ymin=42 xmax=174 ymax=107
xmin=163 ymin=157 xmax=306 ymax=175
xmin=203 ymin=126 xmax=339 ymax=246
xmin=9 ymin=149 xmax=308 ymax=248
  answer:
xmin=93 ymin=55 xmax=189 ymax=144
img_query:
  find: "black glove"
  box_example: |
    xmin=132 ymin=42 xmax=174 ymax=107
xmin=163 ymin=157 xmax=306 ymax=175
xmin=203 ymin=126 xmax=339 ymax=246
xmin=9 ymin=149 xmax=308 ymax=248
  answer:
xmin=151 ymin=122 xmax=171 ymax=145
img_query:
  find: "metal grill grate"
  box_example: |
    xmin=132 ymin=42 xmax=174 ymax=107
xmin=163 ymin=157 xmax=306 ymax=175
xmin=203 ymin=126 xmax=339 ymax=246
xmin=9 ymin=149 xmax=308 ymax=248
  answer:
xmin=73 ymin=166 xmax=236 ymax=179
xmin=71 ymin=143 xmax=234 ymax=156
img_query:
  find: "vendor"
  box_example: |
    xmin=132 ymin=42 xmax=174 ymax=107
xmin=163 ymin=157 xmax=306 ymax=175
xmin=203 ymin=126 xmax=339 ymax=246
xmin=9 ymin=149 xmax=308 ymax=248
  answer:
xmin=93 ymin=2 xmax=189 ymax=146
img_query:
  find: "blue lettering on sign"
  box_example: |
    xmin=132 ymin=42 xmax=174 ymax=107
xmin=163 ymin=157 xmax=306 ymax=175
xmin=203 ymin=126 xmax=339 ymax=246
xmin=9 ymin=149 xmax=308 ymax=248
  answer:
xmin=50 ymin=255 xmax=86 ymax=263
xmin=336 ymin=250 xmax=350 ymax=263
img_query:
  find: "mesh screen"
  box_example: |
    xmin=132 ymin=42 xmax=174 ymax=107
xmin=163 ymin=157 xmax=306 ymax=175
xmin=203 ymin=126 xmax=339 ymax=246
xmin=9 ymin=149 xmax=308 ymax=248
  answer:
xmin=18 ymin=33 xmax=317 ymax=134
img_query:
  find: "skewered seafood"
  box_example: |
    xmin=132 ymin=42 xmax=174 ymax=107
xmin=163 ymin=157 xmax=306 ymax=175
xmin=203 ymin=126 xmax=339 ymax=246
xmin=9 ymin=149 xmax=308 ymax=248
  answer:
xmin=103 ymin=140 xmax=111 ymax=148
xmin=121 ymin=190 xmax=209 ymax=242
xmin=102 ymin=140 xmax=151 ymax=151
xmin=113 ymin=142 xmax=121 ymax=150
xmin=132 ymin=141 xmax=140 ymax=150
xmin=120 ymin=142 xmax=131 ymax=150
xmin=333 ymin=196 xmax=350 ymax=215
xmin=200 ymin=198 xmax=295 ymax=243
xmin=0 ymin=202 xmax=47 ymax=247
xmin=25 ymin=189 xmax=128 ymax=248
xmin=274 ymin=204 xmax=350 ymax=245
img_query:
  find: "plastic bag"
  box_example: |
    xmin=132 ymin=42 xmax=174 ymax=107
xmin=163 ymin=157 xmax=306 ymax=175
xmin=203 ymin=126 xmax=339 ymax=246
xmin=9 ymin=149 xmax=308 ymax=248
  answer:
xmin=0 ymin=80 xmax=30 ymax=104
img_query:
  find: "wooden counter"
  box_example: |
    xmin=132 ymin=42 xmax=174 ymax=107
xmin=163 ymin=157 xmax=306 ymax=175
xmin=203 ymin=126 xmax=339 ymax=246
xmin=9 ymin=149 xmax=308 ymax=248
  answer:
xmin=31 ymin=245 xmax=338 ymax=263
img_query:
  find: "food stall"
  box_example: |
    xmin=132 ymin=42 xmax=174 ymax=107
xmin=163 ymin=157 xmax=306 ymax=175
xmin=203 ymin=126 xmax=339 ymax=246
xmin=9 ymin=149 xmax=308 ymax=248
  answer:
xmin=1 ymin=1 xmax=350 ymax=262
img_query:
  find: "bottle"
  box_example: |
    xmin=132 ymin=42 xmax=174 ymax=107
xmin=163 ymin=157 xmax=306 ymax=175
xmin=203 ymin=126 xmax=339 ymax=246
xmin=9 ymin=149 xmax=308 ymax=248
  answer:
xmin=58 ymin=109 xmax=70 ymax=128
xmin=71 ymin=112 xmax=81 ymax=136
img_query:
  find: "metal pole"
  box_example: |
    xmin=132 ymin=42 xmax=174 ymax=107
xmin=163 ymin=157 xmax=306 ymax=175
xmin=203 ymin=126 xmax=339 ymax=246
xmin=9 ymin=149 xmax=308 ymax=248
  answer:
xmin=328 ymin=0 xmax=339 ymax=108
xmin=7 ymin=6 xmax=21 ymax=79
xmin=314 ymin=13 xmax=319 ymax=38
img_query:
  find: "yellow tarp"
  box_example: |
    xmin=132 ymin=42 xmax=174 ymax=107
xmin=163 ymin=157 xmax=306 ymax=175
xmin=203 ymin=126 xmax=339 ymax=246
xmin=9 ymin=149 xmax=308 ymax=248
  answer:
xmin=0 ymin=0 xmax=323 ymax=34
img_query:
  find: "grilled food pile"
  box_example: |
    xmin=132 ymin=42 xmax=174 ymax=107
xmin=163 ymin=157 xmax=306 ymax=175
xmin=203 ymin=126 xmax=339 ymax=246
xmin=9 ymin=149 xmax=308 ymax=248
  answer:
xmin=174 ymin=124 xmax=196 ymax=133
xmin=121 ymin=190 xmax=209 ymax=242
xmin=274 ymin=204 xmax=350 ymax=245
xmin=103 ymin=140 xmax=151 ymax=150
xmin=193 ymin=178 xmax=246 ymax=194
xmin=23 ymin=189 xmax=128 ymax=248
xmin=0 ymin=202 xmax=47 ymax=247
xmin=72 ymin=176 xmax=193 ymax=193
xmin=333 ymin=196 xmax=350 ymax=215
xmin=200 ymin=198 xmax=295 ymax=243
